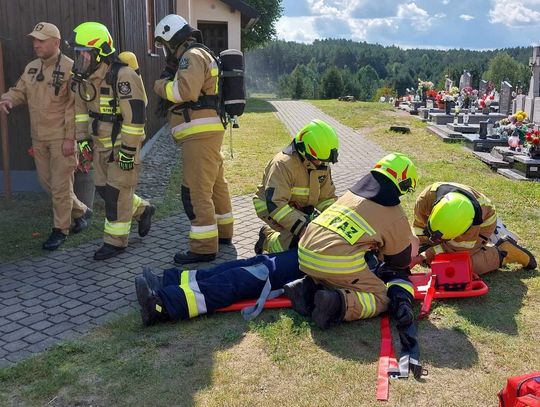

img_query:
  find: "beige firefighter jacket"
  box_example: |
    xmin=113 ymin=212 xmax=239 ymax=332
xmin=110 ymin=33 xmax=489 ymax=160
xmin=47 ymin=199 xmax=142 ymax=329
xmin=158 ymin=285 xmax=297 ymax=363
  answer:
xmin=253 ymin=146 xmax=337 ymax=238
xmin=298 ymin=190 xmax=412 ymax=279
xmin=413 ymin=182 xmax=497 ymax=254
xmin=1 ymin=50 xmax=74 ymax=141
xmin=153 ymin=41 xmax=223 ymax=143
xmin=75 ymin=62 xmax=147 ymax=161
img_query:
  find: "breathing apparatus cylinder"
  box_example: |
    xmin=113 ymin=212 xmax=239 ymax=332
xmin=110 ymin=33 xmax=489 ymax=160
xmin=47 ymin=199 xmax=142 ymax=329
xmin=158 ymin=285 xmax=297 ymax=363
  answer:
xmin=219 ymin=49 xmax=245 ymax=119
xmin=118 ymin=51 xmax=147 ymax=100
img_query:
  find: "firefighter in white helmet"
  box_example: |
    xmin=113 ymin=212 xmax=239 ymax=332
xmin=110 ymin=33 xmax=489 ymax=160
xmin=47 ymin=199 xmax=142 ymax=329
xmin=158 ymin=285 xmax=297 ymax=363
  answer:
xmin=153 ymin=14 xmax=234 ymax=264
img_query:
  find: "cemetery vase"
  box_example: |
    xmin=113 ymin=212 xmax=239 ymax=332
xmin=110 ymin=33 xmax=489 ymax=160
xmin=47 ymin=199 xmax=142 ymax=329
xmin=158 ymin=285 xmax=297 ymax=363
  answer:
xmin=445 ymin=101 xmax=452 ymax=115
xmin=528 ymin=145 xmax=540 ymax=158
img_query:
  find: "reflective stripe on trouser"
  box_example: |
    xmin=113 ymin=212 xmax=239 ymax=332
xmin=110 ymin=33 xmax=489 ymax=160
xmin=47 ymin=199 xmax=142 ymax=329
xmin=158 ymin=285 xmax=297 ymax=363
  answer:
xmin=93 ymin=149 xmax=149 ymax=247
xmin=181 ymin=131 xmax=233 ymax=254
xmin=32 ymin=139 xmax=88 ymax=233
xmin=303 ymin=267 xmax=390 ymax=322
xmin=424 ymin=221 xmax=499 ymax=275
xmin=157 ymin=250 xmax=302 ymax=321
xmin=261 ymin=225 xmax=295 ymax=254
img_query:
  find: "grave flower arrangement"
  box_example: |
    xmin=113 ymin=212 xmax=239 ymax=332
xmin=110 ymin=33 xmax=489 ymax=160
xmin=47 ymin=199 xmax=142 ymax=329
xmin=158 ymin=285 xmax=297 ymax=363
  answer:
xmin=426 ymin=89 xmax=438 ymax=99
xmin=479 ymin=92 xmax=495 ymax=109
xmin=505 ymin=111 xmax=529 ymax=150
xmin=524 ymin=128 xmax=540 ymax=157
xmin=418 ymin=79 xmax=434 ymax=91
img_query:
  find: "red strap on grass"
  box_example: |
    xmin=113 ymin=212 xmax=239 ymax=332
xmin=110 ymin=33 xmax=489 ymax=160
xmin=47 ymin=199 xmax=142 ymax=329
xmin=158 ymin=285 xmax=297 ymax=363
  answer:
xmin=419 ymin=275 xmax=436 ymax=319
xmin=377 ymin=315 xmax=397 ymax=401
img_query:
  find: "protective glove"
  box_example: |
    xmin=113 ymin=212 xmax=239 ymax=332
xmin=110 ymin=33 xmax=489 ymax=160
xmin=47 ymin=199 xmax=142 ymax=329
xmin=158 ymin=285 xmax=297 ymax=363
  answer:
xmin=117 ymin=150 xmax=135 ymax=171
xmin=160 ymin=57 xmax=178 ymax=79
xmin=77 ymin=139 xmax=93 ymax=163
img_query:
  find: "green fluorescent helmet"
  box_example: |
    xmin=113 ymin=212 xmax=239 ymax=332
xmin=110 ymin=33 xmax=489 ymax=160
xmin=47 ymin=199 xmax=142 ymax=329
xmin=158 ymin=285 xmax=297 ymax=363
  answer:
xmin=294 ymin=119 xmax=339 ymax=163
xmin=427 ymin=192 xmax=475 ymax=241
xmin=371 ymin=152 xmax=418 ymax=194
xmin=70 ymin=22 xmax=115 ymax=57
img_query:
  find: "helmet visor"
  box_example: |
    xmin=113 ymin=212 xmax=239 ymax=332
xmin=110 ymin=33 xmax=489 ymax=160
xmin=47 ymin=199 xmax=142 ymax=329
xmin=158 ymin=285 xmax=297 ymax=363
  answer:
xmin=72 ymin=48 xmax=98 ymax=79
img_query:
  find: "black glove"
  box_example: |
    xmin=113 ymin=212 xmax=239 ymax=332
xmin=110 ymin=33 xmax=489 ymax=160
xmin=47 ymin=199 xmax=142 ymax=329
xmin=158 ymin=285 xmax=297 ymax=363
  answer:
xmin=117 ymin=150 xmax=135 ymax=171
xmin=155 ymin=98 xmax=174 ymax=117
xmin=160 ymin=57 xmax=178 ymax=79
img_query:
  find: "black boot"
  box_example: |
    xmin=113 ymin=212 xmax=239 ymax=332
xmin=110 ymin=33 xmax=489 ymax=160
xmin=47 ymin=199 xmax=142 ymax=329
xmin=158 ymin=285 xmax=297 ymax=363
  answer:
xmin=135 ymin=276 xmax=168 ymax=326
xmin=254 ymin=227 xmax=266 ymax=255
xmin=311 ymin=289 xmax=345 ymax=330
xmin=173 ymin=251 xmax=216 ymax=264
xmin=71 ymin=208 xmax=93 ymax=234
xmin=283 ymin=276 xmax=317 ymax=316
xmin=94 ymin=243 xmax=125 ymax=260
xmin=142 ymin=267 xmax=163 ymax=292
xmin=42 ymin=228 xmax=67 ymax=251
xmin=219 ymin=238 xmax=233 ymax=245
xmin=138 ymin=205 xmax=156 ymax=237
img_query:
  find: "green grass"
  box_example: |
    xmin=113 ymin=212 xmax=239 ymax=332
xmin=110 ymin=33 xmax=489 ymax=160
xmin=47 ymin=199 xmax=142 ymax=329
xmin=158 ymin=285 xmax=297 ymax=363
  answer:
xmin=1 ymin=101 xmax=539 ymax=406
xmin=0 ymin=98 xmax=289 ymax=261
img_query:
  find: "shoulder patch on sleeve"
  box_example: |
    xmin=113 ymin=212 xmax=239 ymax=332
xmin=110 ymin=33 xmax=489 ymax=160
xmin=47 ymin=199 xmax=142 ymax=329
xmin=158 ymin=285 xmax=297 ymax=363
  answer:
xmin=118 ymin=81 xmax=131 ymax=95
xmin=178 ymin=56 xmax=189 ymax=70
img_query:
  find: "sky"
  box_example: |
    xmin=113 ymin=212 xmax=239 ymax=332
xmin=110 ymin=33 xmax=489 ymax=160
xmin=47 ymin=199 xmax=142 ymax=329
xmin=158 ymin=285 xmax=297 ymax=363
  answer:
xmin=277 ymin=0 xmax=540 ymax=50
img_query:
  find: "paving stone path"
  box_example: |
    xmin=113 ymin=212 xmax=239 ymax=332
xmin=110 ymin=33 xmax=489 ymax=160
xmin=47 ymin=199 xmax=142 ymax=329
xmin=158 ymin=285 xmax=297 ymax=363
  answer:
xmin=0 ymin=101 xmax=386 ymax=367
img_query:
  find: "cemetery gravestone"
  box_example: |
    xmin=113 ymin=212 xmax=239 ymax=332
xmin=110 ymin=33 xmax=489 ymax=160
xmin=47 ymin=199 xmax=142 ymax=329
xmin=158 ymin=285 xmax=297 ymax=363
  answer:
xmin=479 ymin=80 xmax=488 ymax=97
xmin=459 ymin=70 xmax=472 ymax=91
xmin=499 ymin=81 xmax=513 ymax=115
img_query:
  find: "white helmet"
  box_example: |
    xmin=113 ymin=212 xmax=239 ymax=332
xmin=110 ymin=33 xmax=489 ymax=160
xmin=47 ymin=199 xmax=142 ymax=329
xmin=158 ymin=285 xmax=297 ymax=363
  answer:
xmin=154 ymin=14 xmax=202 ymax=54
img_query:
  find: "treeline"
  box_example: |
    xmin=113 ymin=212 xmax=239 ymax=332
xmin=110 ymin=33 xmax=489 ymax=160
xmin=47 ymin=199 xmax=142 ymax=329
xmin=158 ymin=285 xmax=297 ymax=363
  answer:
xmin=244 ymin=39 xmax=532 ymax=100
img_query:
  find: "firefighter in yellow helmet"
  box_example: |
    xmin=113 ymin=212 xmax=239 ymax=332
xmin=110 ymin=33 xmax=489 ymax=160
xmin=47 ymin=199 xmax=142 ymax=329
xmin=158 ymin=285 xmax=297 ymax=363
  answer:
xmin=253 ymin=119 xmax=339 ymax=254
xmin=152 ymin=14 xmax=234 ymax=264
xmin=69 ymin=22 xmax=155 ymax=260
xmin=0 ymin=22 xmax=90 ymax=250
xmin=412 ymin=182 xmax=536 ymax=274
xmin=285 ymin=153 xmax=424 ymax=377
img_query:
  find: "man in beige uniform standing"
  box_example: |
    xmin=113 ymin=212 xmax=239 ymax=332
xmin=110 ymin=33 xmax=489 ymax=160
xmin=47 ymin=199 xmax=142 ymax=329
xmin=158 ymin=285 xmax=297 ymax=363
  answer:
xmin=153 ymin=14 xmax=234 ymax=264
xmin=0 ymin=22 xmax=90 ymax=251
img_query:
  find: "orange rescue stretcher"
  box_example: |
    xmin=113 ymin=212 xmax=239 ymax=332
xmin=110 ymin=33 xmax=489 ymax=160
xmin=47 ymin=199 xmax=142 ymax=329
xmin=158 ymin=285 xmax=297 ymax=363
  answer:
xmin=218 ymin=252 xmax=489 ymax=315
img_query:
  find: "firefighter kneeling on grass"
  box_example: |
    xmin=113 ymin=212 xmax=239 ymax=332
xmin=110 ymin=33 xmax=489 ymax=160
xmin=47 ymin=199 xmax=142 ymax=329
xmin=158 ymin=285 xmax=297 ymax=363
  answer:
xmin=284 ymin=153 xmax=424 ymax=377
xmin=412 ymin=182 xmax=536 ymax=273
xmin=253 ymin=119 xmax=339 ymax=254
xmin=69 ymin=22 xmax=155 ymax=260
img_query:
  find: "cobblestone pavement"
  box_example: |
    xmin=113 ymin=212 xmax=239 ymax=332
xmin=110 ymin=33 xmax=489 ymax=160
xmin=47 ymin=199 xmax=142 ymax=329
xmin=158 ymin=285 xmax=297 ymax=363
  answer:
xmin=0 ymin=101 xmax=386 ymax=367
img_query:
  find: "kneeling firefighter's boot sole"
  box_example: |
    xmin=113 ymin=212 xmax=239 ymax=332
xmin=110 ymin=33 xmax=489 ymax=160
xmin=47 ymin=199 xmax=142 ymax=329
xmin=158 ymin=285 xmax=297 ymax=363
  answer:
xmin=498 ymin=237 xmax=537 ymax=269
xmin=311 ymin=290 xmax=344 ymax=330
xmin=283 ymin=276 xmax=317 ymax=316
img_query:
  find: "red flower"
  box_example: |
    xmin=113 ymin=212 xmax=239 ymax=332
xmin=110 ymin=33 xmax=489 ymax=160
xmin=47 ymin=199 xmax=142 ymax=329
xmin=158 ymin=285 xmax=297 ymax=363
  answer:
xmin=526 ymin=134 xmax=533 ymax=141
xmin=533 ymin=138 xmax=540 ymax=145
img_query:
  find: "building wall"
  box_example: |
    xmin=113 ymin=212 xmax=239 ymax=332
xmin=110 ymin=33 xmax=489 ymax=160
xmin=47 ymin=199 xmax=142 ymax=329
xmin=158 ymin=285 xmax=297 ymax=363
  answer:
xmin=177 ymin=0 xmax=241 ymax=50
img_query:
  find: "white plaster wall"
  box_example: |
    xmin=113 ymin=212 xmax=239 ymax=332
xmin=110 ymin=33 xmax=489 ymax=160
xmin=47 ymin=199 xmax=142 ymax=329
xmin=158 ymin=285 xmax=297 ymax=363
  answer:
xmin=176 ymin=0 xmax=241 ymax=50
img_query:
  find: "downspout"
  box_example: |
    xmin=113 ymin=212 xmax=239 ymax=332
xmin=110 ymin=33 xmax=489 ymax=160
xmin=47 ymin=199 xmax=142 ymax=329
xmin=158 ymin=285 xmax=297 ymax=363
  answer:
xmin=0 ymin=39 xmax=11 ymax=199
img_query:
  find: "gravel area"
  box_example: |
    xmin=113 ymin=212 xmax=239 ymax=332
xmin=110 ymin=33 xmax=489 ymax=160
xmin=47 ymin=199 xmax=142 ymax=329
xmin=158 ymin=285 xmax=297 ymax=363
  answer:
xmin=136 ymin=125 xmax=180 ymax=202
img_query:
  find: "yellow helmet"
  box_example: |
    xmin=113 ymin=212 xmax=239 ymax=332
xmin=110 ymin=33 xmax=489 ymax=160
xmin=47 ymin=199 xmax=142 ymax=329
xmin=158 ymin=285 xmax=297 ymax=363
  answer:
xmin=427 ymin=192 xmax=475 ymax=242
xmin=69 ymin=22 xmax=115 ymax=80
xmin=70 ymin=22 xmax=115 ymax=57
xmin=371 ymin=153 xmax=418 ymax=194
xmin=294 ymin=119 xmax=339 ymax=163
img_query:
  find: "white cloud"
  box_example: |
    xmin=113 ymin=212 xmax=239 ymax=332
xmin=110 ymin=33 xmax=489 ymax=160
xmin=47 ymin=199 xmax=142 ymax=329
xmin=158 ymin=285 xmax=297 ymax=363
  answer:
xmin=276 ymin=16 xmax=319 ymax=43
xmin=397 ymin=3 xmax=428 ymax=19
xmin=442 ymin=0 xmax=450 ymax=4
xmin=489 ymin=0 xmax=540 ymax=26
xmin=460 ymin=14 xmax=475 ymax=21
